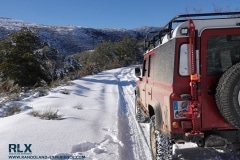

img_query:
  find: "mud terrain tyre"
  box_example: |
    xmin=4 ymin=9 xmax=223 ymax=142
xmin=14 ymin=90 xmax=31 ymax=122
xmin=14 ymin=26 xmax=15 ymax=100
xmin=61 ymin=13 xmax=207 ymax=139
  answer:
xmin=216 ymin=62 xmax=240 ymax=128
xmin=150 ymin=115 xmax=173 ymax=160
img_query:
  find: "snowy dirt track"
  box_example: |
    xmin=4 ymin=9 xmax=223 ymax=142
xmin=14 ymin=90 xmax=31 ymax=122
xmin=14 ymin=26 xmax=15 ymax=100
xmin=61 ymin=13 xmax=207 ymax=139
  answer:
xmin=0 ymin=66 xmax=150 ymax=160
xmin=0 ymin=66 xmax=240 ymax=160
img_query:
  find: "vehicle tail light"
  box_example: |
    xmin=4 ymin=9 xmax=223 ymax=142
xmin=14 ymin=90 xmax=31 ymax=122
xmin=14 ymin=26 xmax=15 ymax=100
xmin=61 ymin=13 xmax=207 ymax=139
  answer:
xmin=172 ymin=121 xmax=180 ymax=128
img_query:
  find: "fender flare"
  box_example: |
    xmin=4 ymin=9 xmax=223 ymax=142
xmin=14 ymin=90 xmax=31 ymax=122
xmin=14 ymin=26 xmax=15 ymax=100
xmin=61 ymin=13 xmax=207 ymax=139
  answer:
xmin=148 ymin=100 xmax=163 ymax=131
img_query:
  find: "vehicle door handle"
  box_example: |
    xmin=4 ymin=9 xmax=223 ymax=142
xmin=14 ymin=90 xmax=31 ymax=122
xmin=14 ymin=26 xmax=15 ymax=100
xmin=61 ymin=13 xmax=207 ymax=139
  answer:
xmin=148 ymin=92 xmax=151 ymax=95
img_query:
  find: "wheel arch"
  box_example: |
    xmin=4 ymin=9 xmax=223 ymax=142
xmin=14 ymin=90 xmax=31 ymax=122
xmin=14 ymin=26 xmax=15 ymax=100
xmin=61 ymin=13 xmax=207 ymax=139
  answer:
xmin=148 ymin=100 xmax=163 ymax=131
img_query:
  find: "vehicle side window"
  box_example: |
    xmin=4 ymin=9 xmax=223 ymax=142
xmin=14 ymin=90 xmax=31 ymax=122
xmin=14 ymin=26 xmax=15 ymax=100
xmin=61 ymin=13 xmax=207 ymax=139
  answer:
xmin=142 ymin=59 xmax=147 ymax=77
xmin=207 ymin=35 xmax=240 ymax=75
xmin=179 ymin=44 xmax=189 ymax=76
xmin=148 ymin=55 xmax=154 ymax=77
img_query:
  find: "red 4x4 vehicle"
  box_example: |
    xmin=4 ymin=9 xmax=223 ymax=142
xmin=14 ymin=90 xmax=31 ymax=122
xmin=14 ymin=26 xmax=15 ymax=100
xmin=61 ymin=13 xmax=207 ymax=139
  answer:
xmin=135 ymin=12 xmax=240 ymax=159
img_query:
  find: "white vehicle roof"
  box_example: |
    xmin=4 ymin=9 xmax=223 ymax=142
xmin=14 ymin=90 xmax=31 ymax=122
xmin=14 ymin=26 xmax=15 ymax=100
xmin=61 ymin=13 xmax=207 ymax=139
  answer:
xmin=145 ymin=12 xmax=240 ymax=51
xmin=172 ymin=17 xmax=240 ymax=38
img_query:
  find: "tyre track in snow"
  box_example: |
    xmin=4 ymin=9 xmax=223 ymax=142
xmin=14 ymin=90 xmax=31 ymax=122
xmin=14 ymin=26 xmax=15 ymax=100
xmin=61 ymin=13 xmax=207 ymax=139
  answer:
xmin=116 ymin=67 xmax=152 ymax=160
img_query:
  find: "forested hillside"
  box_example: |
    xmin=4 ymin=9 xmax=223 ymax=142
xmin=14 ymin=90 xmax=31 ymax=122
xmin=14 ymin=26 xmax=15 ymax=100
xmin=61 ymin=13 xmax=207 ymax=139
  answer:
xmin=0 ymin=17 xmax=159 ymax=94
xmin=0 ymin=17 xmax=160 ymax=55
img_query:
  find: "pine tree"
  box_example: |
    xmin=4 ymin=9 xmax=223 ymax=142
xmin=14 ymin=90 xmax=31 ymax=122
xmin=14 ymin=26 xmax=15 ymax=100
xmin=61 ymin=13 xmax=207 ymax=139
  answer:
xmin=115 ymin=34 xmax=142 ymax=66
xmin=0 ymin=28 xmax=50 ymax=86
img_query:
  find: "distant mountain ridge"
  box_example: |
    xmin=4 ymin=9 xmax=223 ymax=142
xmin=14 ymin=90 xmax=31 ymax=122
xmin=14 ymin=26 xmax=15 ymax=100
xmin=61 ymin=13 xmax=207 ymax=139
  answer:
xmin=0 ymin=17 xmax=161 ymax=55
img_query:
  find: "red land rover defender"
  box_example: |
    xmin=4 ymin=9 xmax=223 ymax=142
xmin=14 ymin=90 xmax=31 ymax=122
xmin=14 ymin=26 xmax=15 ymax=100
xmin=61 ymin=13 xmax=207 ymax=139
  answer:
xmin=134 ymin=12 xmax=240 ymax=159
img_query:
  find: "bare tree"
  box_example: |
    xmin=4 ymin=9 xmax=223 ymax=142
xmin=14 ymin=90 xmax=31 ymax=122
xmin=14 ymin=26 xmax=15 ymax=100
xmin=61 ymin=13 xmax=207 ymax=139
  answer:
xmin=184 ymin=3 xmax=239 ymax=14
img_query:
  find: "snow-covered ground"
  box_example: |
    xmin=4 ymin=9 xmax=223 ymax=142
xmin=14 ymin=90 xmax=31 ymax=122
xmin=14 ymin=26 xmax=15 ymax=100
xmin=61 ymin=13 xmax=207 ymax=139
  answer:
xmin=0 ymin=66 xmax=240 ymax=160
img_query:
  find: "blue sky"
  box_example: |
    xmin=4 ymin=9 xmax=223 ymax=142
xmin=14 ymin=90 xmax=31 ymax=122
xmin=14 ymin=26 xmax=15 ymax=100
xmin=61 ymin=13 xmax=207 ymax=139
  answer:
xmin=0 ymin=0 xmax=239 ymax=29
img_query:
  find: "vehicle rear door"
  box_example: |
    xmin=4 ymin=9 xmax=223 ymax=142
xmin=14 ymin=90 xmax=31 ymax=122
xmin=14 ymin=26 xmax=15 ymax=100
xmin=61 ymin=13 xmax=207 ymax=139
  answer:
xmin=200 ymin=28 xmax=240 ymax=129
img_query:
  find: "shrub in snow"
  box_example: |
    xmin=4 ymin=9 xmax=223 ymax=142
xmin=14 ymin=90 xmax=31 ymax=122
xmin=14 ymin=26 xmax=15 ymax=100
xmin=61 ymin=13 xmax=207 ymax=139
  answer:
xmin=5 ymin=105 xmax=21 ymax=117
xmin=30 ymin=108 xmax=61 ymax=120
xmin=61 ymin=88 xmax=70 ymax=95
xmin=30 ymin=110 xmax=41 ymax=117
xmin=9 ymin=93 xmax=22 ymax=101
xmin=0 ymin=79 xmax=21 ymax=95
xmin=34 ymin=88 xmax=49 ymax=97
xmin=73 ymin=103 xmax=83 ymax=110
xmin=41 ymin=109 xmax=60 ymax=120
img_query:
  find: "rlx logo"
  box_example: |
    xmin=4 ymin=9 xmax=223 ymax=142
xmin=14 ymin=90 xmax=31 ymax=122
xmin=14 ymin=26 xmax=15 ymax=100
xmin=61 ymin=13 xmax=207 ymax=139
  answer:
xmin=9 ymin=144 xmax=32 ymax=153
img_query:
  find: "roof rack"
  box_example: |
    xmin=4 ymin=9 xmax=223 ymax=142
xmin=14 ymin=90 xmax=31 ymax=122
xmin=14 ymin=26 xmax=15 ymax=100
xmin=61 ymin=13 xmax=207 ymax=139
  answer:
xmin=144 ymin=12 xmax=240 ymax=51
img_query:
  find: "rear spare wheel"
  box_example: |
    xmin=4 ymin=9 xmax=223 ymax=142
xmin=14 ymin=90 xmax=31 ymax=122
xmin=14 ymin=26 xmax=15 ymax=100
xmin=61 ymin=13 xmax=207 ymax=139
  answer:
xmin=216 ymin=62 xmax=240 ymax=128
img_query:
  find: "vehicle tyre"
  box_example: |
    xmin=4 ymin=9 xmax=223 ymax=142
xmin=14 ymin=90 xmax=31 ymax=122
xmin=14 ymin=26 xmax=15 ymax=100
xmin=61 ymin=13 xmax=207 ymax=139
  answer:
xmin=150 ymin=115 xmax=173 ymax=160
xmin=216 ymin=62 xmax=240 ymax=128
